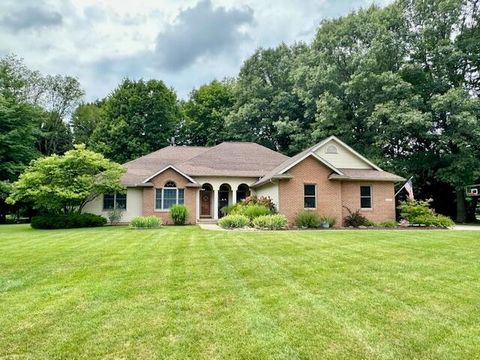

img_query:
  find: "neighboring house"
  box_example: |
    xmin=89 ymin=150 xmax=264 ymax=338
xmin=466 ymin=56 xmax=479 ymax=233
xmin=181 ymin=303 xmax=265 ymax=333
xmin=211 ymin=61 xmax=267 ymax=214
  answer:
xmin=83 ymin=136 xmax=404 ymax=226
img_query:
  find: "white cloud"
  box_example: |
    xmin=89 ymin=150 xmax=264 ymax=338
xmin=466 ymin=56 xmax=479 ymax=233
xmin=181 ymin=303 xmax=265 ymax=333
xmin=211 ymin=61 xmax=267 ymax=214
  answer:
xmin=0 ymin=0 xmax=393 ymax=101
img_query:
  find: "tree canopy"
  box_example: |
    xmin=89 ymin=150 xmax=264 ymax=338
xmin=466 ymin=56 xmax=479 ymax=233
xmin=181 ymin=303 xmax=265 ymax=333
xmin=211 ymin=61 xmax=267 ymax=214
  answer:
xmin=89 ymin=79 xmax=180 ymax=163
xmin=2 ymin=0 xmax=479 ymax=222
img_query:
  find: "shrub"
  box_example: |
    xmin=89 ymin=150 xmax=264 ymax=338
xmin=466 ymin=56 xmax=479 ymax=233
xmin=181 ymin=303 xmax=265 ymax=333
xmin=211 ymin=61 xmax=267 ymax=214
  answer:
xmin=343 ymin=208 xmax=371 ymax=227
xmin=295 ymin=210 xmax=322 ymax=228
xmin=379 ymin=220 xmax=398 ymax=228
xmin=252 ymin=214 xmax=288 ymax=230
xmin=107 ymin=208 xmax=124 ymax=225
xmin=411 ymin=214 xmax=454 ymax=228
xmin=31 ymin=213 xmax=107 ymax=229
xmin=398 ymin=200 xmax=454 ymax=228
xmin=236 ymin=204 xmax=272 ymax=220
xmin=242 ymin=195 xmax=276 ymax=212
xmin=130 ymin=216 xmax=162 ymax=229
xmin=220 ymin=203 xmax=241 ymax=216
xmin=320 ymin=216 xmax=336 ymax=228
xmin=170 ymin=204 xmax=188 ymax=225
xmin=218 ymin=214 xmax=250 ymax=229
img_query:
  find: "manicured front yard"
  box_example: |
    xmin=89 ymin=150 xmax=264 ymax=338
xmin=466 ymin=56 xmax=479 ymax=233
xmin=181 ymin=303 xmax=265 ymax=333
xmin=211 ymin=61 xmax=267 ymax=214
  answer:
xmin=0 ymin=225 xmax=479 ymax=359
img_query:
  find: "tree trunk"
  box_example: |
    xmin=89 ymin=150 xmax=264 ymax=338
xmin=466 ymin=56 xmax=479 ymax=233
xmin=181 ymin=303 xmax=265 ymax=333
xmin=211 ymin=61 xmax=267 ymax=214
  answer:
xmin=456 ymin=189 xmax=466 ymax=223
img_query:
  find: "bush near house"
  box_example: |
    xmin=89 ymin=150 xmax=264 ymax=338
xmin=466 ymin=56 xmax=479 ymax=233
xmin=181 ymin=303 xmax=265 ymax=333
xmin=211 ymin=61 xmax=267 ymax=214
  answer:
xmin=320 ymin=216 xmax=336 ymax=228
xmin=31 ymin=213 xmax=107 ymax=229
xmin=343 ymin=208 xmax=374 ymax=227
xmin=379 ymin=220 xmax=399 ymax=228
xmin=399 ymin=200 xmax=454 ymax=228
xmin=130 ymin=216 xmax=162 ymax=229
xmin=238 ymin=204 xmax=272 ymax=221
xmin=220 ymin=203 xmax=241 ymax=216
xmin=218 ymin=214 xmax=250 ymax=229
xmin=221 ymin=197 xmax=275 ymax=219
xmin=170 ymin=204 xmax=188 ymax=225
xmin=252 ymin=214 xmax=288 ymax=230
xmin=295 ymin=210 xmax=322 ymax=228
xmin=107 ymin=208 xmax=124 ymax=225
xmin=242 ymin=195 xmax=276 ymax=212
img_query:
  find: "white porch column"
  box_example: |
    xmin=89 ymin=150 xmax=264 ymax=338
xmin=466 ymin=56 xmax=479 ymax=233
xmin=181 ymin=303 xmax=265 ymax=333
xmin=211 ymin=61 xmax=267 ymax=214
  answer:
xmin=213 ymin=187 xmax=219 ymax=220
xmin=195 ymin=189 xmax=200 ymax=222
xmin=233 ymin=188 xmax=238 ymax=204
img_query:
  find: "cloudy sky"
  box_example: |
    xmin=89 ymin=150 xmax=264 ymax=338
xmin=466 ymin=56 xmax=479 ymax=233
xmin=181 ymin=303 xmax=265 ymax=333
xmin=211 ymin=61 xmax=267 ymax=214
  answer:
xmin=0 ymin=0 xmax=390 ymax=101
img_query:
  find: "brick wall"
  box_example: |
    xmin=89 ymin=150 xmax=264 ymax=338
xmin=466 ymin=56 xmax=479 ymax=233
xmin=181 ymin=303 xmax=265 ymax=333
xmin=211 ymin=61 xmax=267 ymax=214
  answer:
xmin=279 ymin=156 xmax=343 ymax=226
xmin=142 ymin=168 xmax=197 ymax=225
xmin=341 ymin=181 xmax=395 ymax=224
xmin=278 ymin=155 xmax=396 ymax=227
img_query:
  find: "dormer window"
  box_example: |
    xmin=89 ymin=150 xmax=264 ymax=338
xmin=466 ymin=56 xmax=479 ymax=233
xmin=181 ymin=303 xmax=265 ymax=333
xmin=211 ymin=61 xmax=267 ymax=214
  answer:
xmin=326 ymin=145 xmax=338 ymax=154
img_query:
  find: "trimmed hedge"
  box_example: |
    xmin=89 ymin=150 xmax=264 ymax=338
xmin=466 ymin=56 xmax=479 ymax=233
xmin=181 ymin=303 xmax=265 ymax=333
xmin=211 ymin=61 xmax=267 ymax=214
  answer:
xmin=252 ymin=214 xmax=288 ymax=230
xmin=130 ymin=216 xmax=162 ymax=229
xmin=31 ymin=213 xmax=107 ymax=229
xmin=218 ymin=214 xmax=250 ymax=229
xmin=170 ymin=204 xmax=188 ymax=225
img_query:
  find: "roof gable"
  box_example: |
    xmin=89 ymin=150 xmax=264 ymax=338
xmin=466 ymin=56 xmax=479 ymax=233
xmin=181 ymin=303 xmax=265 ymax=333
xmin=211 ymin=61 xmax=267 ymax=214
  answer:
xmin=142 ymin=165 xmax=198 ymax=184
xmin=313 ymin=136 xmax=382 ymax=171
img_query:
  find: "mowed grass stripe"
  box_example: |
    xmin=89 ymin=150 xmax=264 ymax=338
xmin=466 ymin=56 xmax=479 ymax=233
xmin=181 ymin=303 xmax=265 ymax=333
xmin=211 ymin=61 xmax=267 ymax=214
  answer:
xmin=1 ymin=225 xmax=480 ymax=359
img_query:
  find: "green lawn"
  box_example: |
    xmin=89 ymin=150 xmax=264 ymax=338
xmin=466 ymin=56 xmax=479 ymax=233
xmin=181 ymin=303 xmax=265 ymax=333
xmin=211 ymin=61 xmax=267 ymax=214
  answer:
xmin=1 ymin=225 xmax=480 ymax=359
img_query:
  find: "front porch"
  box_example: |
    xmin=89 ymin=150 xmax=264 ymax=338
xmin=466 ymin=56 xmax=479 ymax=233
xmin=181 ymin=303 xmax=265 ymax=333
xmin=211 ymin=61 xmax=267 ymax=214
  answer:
xmin=195 ymin=182 xmax=251 ymax=222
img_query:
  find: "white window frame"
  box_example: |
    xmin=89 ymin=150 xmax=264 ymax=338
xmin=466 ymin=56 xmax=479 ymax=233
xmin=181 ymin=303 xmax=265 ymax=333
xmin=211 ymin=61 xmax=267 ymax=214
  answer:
xmin=360 ymin=185 xmax=373 ymax=209
xmin=304 ymin=183 xmax=317 ymax=209
xmin=155 ymin=182 xmax=185 ymax=211
xmin=103 ymin=192 xmax=127 ymax=211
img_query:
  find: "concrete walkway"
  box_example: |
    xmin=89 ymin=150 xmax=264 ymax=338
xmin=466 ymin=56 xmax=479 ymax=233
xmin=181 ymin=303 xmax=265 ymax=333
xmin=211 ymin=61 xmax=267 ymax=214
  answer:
xmin=197 ymin=223 xmax=225 ymax=231
xmin=452 ymin=224 xmax=480 ymax=231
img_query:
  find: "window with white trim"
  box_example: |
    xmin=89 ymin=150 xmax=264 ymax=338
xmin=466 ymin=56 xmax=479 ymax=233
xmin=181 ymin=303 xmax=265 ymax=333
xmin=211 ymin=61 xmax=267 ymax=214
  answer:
xmin=360 ymin=186 xmax=372 ymax=208
xmin=155 ymin=181 xmax=185 ymax=210
xmin=304 ymin=184 xmax=316 ymax=208
xmin=103 ymin=192 xmax=127 ymax=210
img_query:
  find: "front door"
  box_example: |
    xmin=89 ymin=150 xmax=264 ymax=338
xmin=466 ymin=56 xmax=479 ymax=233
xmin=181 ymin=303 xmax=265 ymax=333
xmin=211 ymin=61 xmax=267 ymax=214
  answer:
xmin=200 ymin=191 xmax=211 ymax=217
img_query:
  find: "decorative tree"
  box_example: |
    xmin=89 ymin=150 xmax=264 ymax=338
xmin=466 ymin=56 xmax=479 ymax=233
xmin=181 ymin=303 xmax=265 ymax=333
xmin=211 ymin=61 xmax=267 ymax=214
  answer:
xmin=7 ymin=145 xmax=125 ymax=214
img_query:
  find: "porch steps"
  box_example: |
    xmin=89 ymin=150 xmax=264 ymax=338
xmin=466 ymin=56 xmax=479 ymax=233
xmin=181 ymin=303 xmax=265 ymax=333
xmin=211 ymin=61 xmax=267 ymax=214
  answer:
xmin=196 ymin=219 xmax=218 ymax=225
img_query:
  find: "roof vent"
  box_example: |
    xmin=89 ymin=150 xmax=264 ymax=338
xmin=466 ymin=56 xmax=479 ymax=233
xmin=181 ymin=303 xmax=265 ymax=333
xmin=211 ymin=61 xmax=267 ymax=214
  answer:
xmin=326 ymin=145 xmax=338 ymax=154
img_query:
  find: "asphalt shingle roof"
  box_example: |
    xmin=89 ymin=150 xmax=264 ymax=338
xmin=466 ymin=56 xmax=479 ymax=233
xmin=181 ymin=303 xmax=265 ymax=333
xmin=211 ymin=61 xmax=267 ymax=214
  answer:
xmin=121 ymin=142 xmax=289 ymax=186
xmin=121 ymin=138 xmax=404 ymax=187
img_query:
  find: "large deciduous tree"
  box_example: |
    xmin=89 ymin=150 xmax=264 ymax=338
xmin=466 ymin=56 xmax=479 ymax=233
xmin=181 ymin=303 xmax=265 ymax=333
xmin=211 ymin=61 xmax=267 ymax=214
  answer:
xmin=0 ymin=95 xmax=42 ymax=221
xmin=180 ymin=80 xmax=234 ymax=146
xmin=227 ymin=43 xmax=309 ymax=155
xmin=90 ymin=79 xmax=180 ymax=163
xmin=7 ymin=145 xmax=125 ymax=214
xmin=71 ymin=101 xmax=105 ymax=146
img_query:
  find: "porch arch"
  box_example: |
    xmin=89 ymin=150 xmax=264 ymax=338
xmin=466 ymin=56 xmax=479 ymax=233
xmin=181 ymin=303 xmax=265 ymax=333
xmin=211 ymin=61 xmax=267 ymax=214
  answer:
xmin=236 ymin=183 xmax=250 ymax=203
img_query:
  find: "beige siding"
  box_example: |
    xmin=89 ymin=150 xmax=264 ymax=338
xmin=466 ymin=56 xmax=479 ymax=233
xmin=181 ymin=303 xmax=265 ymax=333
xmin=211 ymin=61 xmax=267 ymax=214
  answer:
xmin=315 ymin=139 xmax=372 ymax=169
xmin=82 ymin=187 xmax=143 ymax=222
xmin=255 ymin=182 xmax=280 ymax=211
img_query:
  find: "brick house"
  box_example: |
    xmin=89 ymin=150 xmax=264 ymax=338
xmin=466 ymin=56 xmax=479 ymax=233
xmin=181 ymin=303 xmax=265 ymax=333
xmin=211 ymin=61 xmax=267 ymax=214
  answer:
xmin=83 ymin=136 xmax=404 ymax=226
